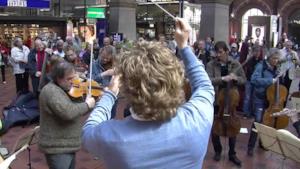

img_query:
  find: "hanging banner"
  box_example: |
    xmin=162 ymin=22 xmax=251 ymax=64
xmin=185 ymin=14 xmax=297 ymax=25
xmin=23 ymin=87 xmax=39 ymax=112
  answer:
xmin=96 ymin=19 xmax=108 ymax=47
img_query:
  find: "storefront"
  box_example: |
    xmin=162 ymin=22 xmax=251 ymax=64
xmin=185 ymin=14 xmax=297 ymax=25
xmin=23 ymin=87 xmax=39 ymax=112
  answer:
xmin=136 ymin=1 xmax=179 ymax=40
xmin=0 ymin=16 xmax=66 ymax=46
xmin=136 ymin=1 xmax=201 ymax=42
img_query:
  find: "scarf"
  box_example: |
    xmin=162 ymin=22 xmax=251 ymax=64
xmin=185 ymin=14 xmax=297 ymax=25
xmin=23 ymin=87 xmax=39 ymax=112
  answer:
xmin=37 ymin=50 xmax=45 ymax=71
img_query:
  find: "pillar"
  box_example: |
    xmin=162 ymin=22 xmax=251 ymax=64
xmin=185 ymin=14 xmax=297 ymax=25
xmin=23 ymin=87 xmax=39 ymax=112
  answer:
xmin=195 ymin=0 xmax=233 ymax=43
xmin=109 ymin=0 xmax=137 ymax=41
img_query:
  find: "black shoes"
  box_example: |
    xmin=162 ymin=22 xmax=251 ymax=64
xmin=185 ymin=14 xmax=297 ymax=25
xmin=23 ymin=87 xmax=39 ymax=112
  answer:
xmin=213 ymin=153 xmax=221 ymax=161
xmin=214 ymin=153 xmax=242 ymax=167
xmin=229 ymin=155 xmax=242 ymax=167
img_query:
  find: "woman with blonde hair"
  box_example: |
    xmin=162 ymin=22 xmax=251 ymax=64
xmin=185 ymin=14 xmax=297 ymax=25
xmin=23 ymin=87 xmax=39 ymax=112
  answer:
xmin=82 ymin=18 xmax=214 ymax=169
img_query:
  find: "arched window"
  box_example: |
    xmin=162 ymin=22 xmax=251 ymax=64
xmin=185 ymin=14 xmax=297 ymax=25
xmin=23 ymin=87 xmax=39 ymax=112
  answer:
xmin=241 ymin=8 xmax=264 ymax=40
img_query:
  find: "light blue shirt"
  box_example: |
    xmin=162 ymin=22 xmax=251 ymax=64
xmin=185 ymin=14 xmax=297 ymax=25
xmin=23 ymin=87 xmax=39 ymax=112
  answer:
xmin=82 ymin=47 xmax=215 ymax=169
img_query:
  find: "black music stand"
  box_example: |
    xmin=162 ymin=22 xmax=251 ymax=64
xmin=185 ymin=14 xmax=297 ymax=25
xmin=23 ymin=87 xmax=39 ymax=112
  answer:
xmin=11 ymin=126 xmax=40 ymax=169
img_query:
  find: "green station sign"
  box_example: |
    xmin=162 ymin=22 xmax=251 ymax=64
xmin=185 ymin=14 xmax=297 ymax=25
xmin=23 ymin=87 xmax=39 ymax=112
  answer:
xmin=87 ymin=8 xmax=105 ymax=19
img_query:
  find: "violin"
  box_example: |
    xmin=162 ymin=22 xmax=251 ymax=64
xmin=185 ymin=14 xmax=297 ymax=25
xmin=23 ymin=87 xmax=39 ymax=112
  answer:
xmin=68 ymin=77 xmax=104 ymax=99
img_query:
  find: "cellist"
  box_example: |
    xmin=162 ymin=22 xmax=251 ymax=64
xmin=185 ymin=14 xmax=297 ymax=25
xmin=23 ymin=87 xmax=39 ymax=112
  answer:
xmin=247 ymin=48 xmax=281 ymax=156
xmin=206 ymin=41 xmax=246 ymax=166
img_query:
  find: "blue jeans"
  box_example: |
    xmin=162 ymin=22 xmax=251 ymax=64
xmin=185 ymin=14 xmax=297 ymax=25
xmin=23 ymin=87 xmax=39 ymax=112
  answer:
xmin=242 ymin=81 xmax=254 ymax=116
xmin=31 ymin=75 xmax=40 ymax=97
xmin=45 ymin=153 xmax=75 ymax=169
xmin=248 ymin=95 xmax=266 ymax=149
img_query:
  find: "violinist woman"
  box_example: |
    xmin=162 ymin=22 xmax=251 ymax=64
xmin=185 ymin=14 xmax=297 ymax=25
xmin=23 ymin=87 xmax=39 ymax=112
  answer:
xmin=247 ymin=48 xmax=281 ymax=156
xmin=206 ymin=41 xmax=246 ymax=167
xmin=91 ymin=45 xmax=117 ymax=118
xmin=91 ymin=46 xmax=114 ymax=86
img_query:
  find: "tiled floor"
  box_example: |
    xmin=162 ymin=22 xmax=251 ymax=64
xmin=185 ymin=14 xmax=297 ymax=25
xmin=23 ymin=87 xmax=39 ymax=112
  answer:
xmin=0 ymin=67 xmax=299 ymax=169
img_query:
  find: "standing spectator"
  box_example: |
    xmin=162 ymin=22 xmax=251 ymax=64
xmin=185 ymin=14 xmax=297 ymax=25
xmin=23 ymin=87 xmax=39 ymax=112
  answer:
xmin=195 ymin=40 xmax=208 ymax=66
xmin=27 ymin=39 xmax=50 ymax=96
xmin=0 ymin=49 xmax=6 ymax=84
xmin=53 ymin=40 xmax=65 ymax=58
xmin=240 ymin=36 xmax=251 ymax=63
xmin=276 ymin=42 xmax=284 ymax=49
xmin=158 ymin=34 xmax=168 ymax=47
xmin=243 ymin=46 xmax=263 ymax=118
xmin=64 ymin=36 xmax=81 ymax=55
xmin=103 ymin=37 xmax=116 ymax=55
xmin=279 ymin=40 xmax=300 ymax=90
xmin=167 ymin=35 xmax=177 ymax=54
xmin=10 ymin=37 xmax=30 ymax=94
xmin=0 ymin=43 xmax=8 ymax=84
xmin=229 ymin=43 xmax=240 ymax=61
xmin=205 ymin=37 xmax=214 ymax=56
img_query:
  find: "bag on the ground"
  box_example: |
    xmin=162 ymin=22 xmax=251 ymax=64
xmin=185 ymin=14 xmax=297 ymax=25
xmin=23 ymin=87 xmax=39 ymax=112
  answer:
xmin=1 ymin=92 xmax=39 ymax=134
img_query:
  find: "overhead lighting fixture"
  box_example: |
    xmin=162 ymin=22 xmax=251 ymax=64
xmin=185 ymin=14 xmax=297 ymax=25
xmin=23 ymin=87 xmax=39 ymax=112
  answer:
xmin=231 ymin=13 xmax=235 ymax=18
xmin=0 ymin=13 xmax=9 ymax=16
xmin=40 ymin=8 xmax=50 ymax=12
xmin=74 ymin=4 xmax=108 ymax=9
xmin=138 ymin=1 xmax=179 ymax=5
xmin=144 ymin=17 xmax=153 ymax=21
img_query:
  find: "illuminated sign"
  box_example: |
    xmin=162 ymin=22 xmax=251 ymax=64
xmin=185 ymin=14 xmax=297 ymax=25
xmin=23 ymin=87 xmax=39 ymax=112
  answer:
xmin=0 ymin=0 xmax=50 ymax=8
xmin=87 ymin=8 xmax=105 ymax=19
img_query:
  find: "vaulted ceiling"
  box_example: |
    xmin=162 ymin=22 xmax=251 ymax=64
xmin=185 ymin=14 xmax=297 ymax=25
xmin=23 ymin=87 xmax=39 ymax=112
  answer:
xmin=230 ymin=0 xmax=300 ymax=20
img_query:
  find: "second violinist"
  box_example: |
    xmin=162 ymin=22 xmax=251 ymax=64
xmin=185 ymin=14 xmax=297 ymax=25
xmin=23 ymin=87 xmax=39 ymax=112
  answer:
xmin=91 ymin=46 xmax=115 ymax=86
xmin=91 ymin=45 xmax=117 ymax=118
xmin=206 ymin=41 xmax=246 ymax=167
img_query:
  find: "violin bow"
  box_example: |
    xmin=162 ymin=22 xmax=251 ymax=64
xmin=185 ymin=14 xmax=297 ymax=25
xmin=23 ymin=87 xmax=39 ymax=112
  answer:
xmin=88 ymin=41 xmax=93 ymax=97
xmin=150 ymin=0 xmax=176 ymax=20
xmin=272 ymin=108 xmax=298 ymax=117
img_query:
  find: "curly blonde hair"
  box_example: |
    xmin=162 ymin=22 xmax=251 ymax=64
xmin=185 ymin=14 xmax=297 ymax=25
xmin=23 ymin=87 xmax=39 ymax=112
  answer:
xmin=116 ymin=41 xmax=185 ymax=121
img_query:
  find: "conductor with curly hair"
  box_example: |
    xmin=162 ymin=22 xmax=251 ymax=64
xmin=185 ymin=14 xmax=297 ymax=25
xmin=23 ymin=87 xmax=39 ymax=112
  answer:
xmin=82 ymin=18 xmax=215 ymax=169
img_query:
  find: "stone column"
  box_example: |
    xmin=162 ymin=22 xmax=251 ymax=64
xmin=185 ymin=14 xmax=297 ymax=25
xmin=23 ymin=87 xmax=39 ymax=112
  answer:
xmin=195 ymin=0 xmax=233 ymax=43
xmin=109 ymin=0 xmax=137 ymax=41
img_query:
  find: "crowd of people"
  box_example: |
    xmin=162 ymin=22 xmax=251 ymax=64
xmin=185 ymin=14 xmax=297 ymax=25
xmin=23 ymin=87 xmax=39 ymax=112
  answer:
xmin=0 ymin=18 xmax=299 ymax=169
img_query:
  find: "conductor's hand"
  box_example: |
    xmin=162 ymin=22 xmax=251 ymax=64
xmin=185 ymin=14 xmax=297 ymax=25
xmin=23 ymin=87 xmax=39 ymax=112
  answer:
xmin=108 ymin=75 xmax=120 ymax=96
xmin=174 ymin=17 xmax=191 ymax=49
xmin=85 ymin=95 xmax=95 ymax=109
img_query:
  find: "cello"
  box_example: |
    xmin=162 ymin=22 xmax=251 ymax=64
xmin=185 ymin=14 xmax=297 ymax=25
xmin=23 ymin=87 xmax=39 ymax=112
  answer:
xmin=263 ymin=77 xmax=289 ymax=129
xmin=212 ymin=60 xmax=248 ymax=137
xmin=213 ymin=80 xmax=241 ymax=137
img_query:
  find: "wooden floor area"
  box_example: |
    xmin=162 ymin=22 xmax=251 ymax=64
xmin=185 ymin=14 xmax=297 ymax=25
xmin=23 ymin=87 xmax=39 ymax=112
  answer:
xmin=0 ymin=67 xmax=299 ymax=169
